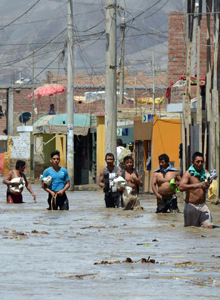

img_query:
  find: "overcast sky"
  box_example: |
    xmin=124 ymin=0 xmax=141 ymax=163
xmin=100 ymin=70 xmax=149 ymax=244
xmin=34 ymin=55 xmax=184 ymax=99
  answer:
xmin=0 ymin=0 xmax=187 ymax=84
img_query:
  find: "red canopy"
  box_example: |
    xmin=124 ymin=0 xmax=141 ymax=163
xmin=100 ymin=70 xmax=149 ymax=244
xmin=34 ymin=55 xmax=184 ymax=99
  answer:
xmin=28 ymin=84 xmax=66 ymax=100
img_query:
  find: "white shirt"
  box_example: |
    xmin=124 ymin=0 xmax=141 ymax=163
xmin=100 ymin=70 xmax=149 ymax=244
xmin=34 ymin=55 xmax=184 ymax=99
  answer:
xmin=117 ymin=146 xmax=124 ymax=166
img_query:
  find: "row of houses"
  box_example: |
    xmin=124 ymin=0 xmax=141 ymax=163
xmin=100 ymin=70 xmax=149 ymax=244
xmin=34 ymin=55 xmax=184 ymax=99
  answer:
xmin=0 ymin=10 xmax=218 ymax=193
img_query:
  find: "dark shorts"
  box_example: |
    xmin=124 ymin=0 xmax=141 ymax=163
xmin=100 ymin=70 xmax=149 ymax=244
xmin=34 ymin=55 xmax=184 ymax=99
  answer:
xmin=48 ymin=192 xmax=69 ymax=210
xmin=156 ymin=194 xmax=179 ymax=213
xmin=104 ymin=193 xmax=121 ymax=208
xmin=7 ymin=192 xmax=23 ymax=203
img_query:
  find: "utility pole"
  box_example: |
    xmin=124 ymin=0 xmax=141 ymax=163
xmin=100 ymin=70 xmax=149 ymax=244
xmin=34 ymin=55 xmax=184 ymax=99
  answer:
xmin=31 ymin=49 xmax=35 ymax=125
xmin=67 ymin=0 xmax=74 ymax=190
xmin=152 ymin=49 xmax=155 ymax=114
xmin=184 ymin=0 xmax=195 ymax=170
xmin=204 ymin=0 xmax=212 ymax=169
xmin=119 ymin=16 xmax=125 ymax=105
xmin=214 ymin=0 xmax=220 ymax=200
xmin=213 ymin=0 xmax=219 ymax=178
xmin=105 ymin=0 xmax=117 ymax=159
xmin=196 ymin=0 xmax=202 ymax=153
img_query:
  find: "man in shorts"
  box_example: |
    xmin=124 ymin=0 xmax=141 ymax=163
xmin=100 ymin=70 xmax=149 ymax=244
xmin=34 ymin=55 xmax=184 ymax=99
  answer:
xmin=152 ymin=153 xmax=181 ymax=213
xmin=41 ymin=150 xmax=70 ymax=210
xmin=179 ymin=151 xmax=213 ymax=228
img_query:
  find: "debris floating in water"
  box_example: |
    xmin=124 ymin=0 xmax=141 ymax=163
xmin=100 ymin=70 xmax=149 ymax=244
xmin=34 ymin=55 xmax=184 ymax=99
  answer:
xmin=94 ymin=257 xmax=156 ymax=265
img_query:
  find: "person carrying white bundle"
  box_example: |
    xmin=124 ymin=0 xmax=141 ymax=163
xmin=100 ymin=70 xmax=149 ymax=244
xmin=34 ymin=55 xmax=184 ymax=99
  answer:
xmin=113 ymin=176 xmax=132 ymax=197
xmin=3 ymin=160 xmax=36 ymax=203
xmin=9 ymin=177 xmax=25 ymax=194
xmin=40 ymin=175 xmax=52 ymax=186
xmin=118 ymin=156 xmax=143 ymax=210
xmin=41 ymin=150 xmax=70 ymax=210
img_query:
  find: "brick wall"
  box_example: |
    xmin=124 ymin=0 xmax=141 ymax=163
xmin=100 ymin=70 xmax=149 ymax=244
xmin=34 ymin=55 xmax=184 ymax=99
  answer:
xmin=170 ymin=86 xmax=185 ymax=103
xmin=12 ymin=87 xmax=167 ymax=134
xmin=170 ymin=85 xmax=198 ymax=104
xmin=45 ymin=70 xmax=167 ymax=88
xmin=168 ymin=12 xmax=214 ymax=86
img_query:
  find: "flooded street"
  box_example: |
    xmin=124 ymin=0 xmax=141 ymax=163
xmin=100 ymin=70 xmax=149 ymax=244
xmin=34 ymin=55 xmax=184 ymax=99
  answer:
xmin=1 ymin=183 xmax=220 ymax=300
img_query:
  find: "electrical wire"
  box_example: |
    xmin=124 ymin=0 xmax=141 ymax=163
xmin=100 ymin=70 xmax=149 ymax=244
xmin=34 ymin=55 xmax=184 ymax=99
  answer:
xmin=34 ymin=51 xmax=62 ymax=79
xmin=0 ymin=0 xmax=41 ymax=30
xmin=74 ymin=22 xmax=106 ymax=85
xmin=0 ymin=28 xmax=67 ymax=68
xmin=0 ymin=9 xmax=102 ymax=27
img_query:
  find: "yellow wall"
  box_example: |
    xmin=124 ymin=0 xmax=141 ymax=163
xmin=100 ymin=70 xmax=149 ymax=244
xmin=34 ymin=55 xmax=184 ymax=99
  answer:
xmin=96 ymin=116 xmax=105 ymax=182
xmin=152 ymin=115 xmax=182 ymax=172
xmin=56 ymin=134 xmax=66 ymax=168
xmin=42 ymin=134 xmax=56 ymax=169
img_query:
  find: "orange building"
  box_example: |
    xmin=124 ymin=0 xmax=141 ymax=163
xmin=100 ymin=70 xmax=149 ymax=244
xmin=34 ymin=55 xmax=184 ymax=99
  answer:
xmin=134 ymin=114 xmax=182 ymax=193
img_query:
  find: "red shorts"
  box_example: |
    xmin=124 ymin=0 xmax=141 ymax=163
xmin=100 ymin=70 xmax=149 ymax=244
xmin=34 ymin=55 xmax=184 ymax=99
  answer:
xmin=7 ymin=192 xmax=23 ymax=203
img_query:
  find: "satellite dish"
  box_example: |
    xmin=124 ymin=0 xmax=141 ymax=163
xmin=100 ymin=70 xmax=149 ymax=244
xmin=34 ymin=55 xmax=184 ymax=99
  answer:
xmin=19 ymin=112 xmax=31 ymax=125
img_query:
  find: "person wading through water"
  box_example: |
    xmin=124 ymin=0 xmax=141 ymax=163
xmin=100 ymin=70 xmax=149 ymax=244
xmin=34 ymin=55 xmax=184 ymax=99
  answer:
xmin=3 ymin=160 xmax=36 ymax=203
xmin=120 ymin=155 xmax=143 ymax=210
xmin=179 ymin=151 xmax=213 ymax=228
xmin=41 ymin=150 xmax=70 ymax=210
xmin=99 ymin=153 xmax=122 ymax=208
xmin=152 ymin=153 xmax=181 ymax=213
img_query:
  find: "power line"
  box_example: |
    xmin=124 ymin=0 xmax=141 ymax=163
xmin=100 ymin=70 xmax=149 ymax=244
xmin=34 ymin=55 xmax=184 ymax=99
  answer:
xmin=74 ymin=22 xmax=106 ymax=84
xmin=34 ymin=51 xmax=62 ymax=79
xmin=0 ymin=0 xmax=41 ymax=30
xmin=0 ymin=28 xmax=67 ymax=67
xmin=0 ymin=9 xmax=102 ymax=27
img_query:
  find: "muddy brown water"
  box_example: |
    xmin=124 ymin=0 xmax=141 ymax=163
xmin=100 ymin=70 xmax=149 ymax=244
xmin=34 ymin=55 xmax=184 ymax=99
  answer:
xmin=1 ymin=184 xmax=220 ymax=299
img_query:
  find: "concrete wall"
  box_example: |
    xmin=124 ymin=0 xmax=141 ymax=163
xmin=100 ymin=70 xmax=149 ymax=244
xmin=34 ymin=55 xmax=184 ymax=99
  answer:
xmin=4 ymin=135 xmax=31 ymax=177
xmin=134 ymin=117 xmax=153 ymax=141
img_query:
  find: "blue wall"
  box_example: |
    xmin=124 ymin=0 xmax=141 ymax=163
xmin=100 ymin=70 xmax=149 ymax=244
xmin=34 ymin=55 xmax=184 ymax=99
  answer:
xmin=117 ymin=127 xmax=134 ymax=145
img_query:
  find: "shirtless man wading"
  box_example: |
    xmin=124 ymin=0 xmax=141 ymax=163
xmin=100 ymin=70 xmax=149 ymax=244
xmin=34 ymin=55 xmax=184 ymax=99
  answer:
xmin=179 ymin=152 xmax=213 ymax=228
xmin=152 ymin=153 xmax=181 ymax=213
